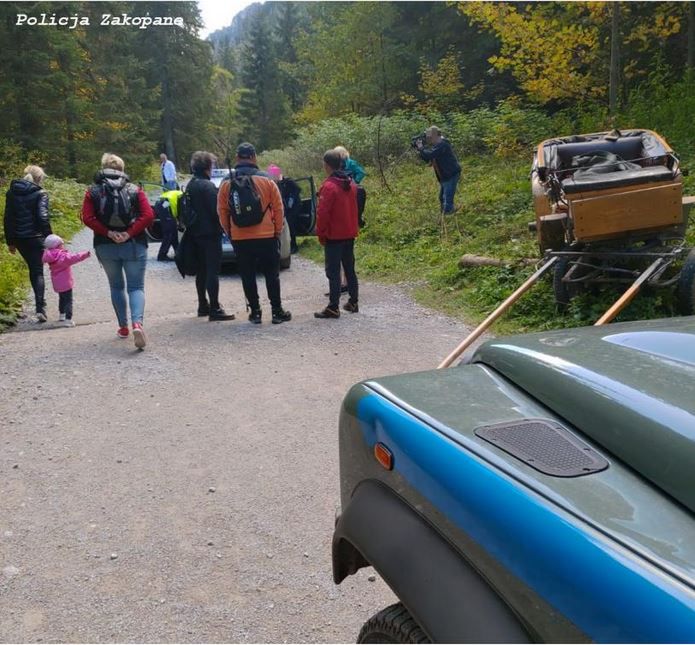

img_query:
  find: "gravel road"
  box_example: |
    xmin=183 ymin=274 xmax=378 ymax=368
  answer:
xmin=0 ymin=229 xmax=472 ymax=643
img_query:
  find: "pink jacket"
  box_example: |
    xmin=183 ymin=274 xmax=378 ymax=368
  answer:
xmin=42 ymin=247 xmax=90 ymax=293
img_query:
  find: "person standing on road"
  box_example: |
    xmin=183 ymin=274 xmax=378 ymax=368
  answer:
xmin=314 ymin=149 xmax=359 ymax=319
xmin=267 ymin=164 xmax=301 ymax=254
xmin=217 ymin=143 xmax=291 ymax=325
xmin=160 ymin=153 xmax=178 ymax=190
xmin=81 ymin=153 xmax=154 ymax=349
xmin=42 ymin=234 xmax=91 ymax=327
xmin=415 ymin=125 xmax=461 ymax=215
xmin=3 ymin=165 xmax=53 ymax=322
xmin=155 ymin=188 xmax=181 ymax=262
xmin=185 ymin=151 xmax=235 ymax=322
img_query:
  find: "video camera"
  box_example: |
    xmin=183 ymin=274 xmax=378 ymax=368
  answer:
xmin=410 ymin=132 xmax=427 ymax=149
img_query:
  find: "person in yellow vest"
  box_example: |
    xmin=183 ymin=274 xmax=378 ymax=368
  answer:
xmin=156 ymin=188 xmax=182 ymax=261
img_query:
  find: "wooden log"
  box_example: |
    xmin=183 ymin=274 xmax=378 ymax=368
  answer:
xmin=458 ymin=254 xmax=537 ymax=268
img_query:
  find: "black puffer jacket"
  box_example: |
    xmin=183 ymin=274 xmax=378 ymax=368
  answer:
xmin=185 ymin=174 xmax=221 ymax=237
xmin=3 ymin=179 xmax=52 ymax=244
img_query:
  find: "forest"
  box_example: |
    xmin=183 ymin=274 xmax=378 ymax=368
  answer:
xmin=2 ymin=1 xmax=695 ymax=329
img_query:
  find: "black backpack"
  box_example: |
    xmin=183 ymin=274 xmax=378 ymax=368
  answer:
xmin=227 ymin=171 xmax=268 ymax=227
xmin=177 ymin=185 xmax=195 ymax=229
xmin=90 ymin=178 xmax=138 ymax=229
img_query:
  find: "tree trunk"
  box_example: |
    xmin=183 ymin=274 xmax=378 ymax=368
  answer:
xmin=161 ymin=70 xmax=176 ymax=162
xmin=688 ymin=2 xmax=695 ymax=77
xmin=609 ymin=2 xmax=620 ymax=117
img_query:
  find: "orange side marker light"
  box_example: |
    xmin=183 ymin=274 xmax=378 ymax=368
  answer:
xmin=374 ymin=442 xmax=393 ymax=471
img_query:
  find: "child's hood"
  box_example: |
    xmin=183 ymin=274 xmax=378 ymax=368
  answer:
xmin=42 ymin=247 xmax=65 ymax=264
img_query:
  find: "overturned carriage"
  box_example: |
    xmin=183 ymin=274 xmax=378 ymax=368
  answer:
xmin=531 ymin=129 xmax=695 ymax=312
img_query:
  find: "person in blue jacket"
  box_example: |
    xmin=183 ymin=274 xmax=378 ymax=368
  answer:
xmin=415 ymin=126 xmax=461 ymax=214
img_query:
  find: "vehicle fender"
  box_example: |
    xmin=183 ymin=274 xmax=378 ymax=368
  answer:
xmin=333 ymin=479 xmax=532 ymax=644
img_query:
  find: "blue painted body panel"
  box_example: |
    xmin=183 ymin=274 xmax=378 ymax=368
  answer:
xmin=355 ymin=388 xmax=695 ymax=643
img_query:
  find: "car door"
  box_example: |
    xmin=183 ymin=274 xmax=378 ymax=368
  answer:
xmin=137 ymin=181 xmax=166 ymax=241
xmin=292 ymin=176 xmax=317 ymax=236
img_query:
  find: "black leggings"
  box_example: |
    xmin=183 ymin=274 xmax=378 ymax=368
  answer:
xmin=15 ymin=237 xmax=46 ymax=313
xmin=191 ymin=234 xmax=222 ymax=309
xmin=325 ymin=239 xmax=358 ymax=309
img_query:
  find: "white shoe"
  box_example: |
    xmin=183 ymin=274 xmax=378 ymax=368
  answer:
xmin=60 ymin=319 xmax=75 ymax=328
xmin=59 ymin=313 xmax=66 ymax=322
xmin=36 ymin=312 xmax=47 ymax=323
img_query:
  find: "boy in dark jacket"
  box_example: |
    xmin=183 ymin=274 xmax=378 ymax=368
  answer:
xmin=314 ymin=149 xmax=359 ymax=319
xmin=416 ymin=125 xmax=461 ymax=214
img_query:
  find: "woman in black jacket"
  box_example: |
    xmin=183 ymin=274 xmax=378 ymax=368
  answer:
xmin=4 ymin=165 xmax=53 ymax=321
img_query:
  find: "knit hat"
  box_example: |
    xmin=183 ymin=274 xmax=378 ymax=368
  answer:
xmin=44 ymin=234 xmax=64 ymax=249
xmin=267 ymin=164 xmax=282 ymax=180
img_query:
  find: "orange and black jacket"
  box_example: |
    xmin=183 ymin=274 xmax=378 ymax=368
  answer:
xmin=217 ymin=164 xmax=284 ymax=241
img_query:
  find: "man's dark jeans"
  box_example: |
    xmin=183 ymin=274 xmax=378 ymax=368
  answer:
xmin=15 ymin=237 xmax=46 ymax=313
xmin=325 ymin=239 xmax=358 ymax=309
xmin=158 ymin=215 xmax=179 ymax=260
xmin=191 ymin=234 xmax=222 ymax=309
xmin=234 ymin=237 xmax=282 ymax=311
xmin=439 ymin=173 xmax=461 ymax=214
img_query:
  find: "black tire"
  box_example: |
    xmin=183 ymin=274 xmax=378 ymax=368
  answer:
xmin=146 ymin=221 xmax=163 ymax=242
xmin=357 ymin=603 xmax=430 ymax=644
xmin=677 ymin=249 xmax=695 ymax=315
xmin=280 ymin=253 xmax=291 ymax=270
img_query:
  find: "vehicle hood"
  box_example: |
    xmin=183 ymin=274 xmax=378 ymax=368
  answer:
xmin=472 ymin=316 xmax=695 ymax=513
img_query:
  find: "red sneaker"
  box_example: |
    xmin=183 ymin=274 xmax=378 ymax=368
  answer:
xmin=116 ymin=326 xmax=129 ymax=339
xmin=132 ymin=322 xmax=147 ymax=349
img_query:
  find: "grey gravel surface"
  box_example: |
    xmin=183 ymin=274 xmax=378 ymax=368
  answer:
xmin=0 ymin=228 xmax=473 ymax=643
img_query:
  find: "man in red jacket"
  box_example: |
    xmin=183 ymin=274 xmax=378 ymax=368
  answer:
xmin=314 ymin=149 xmax=359 ymax=319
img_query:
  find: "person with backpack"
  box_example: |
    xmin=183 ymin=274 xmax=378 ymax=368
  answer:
xmin=267 ymin=165 xmax=301 ymax=254
xmin=155 ymin=188 xmax=182 ymax=261
xmin=217 ymin=142 xmax=291 ymax=325
xmin=4 ymin=165 xmax=53 ymax=322
xmin=415 ymin=125 xmax=461 ymax=214
xmin=314 ymin=149 xmax=359 ymax=319
xmin=81 ymin=153 xmax=154 ymax=349
xmin=184 ymin=151 xmax=235 ymax=322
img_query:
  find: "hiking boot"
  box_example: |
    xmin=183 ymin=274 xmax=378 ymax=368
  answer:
xmin=116 ymin=326 xmax=129 ymax=339
xmin=343 ymin=300 xmax=359 ymax=313
xmin=314 ymin=306 xmax=340 ymax=319
xmin=248 ymin=308 xmax=262 ymax=324
xmin=209 ymin=308 xmax=235 ymax=321
xmin=36 ymin=311 xmax=47 ymax=323
xmin=272 ymin=308 xmax=292 ymax=324
xmin=197 ymin=303 xmax=210 ymax=317
xmin=132 ymin=322 xmax=147 ymax=350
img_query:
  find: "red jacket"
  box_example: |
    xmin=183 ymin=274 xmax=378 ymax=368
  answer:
xmin=81 ymin=187 xmax=154 ymax=245
xmin=316 ymin=173 xmax=359 ymax=245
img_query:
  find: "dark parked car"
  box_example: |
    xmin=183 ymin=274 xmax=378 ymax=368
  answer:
xmin=333 ymin=316 xmax=695 ymax=643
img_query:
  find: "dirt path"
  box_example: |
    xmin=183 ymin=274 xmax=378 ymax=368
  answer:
xmin=0 ymin=229 xmax=472 ymax=643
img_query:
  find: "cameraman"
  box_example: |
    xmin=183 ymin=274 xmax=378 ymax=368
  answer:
xmin=415 ymin=126 xmax=461 ymax=214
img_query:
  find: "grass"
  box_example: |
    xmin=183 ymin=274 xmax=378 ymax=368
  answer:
xmin=0 ymin=177 xmax=86 ymax=326
xmin=299 ymin=155 xmax=695 ymax=336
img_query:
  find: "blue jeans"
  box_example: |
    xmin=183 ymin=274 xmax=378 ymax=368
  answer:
xmin=95 ymin=241 xmax=147 ymax=326
xmin=439 ymin=173 xmax=460 ymax=214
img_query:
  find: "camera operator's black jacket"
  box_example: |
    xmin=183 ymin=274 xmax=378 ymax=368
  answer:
xmin=419 ymin=139 xmax=461 ymax=182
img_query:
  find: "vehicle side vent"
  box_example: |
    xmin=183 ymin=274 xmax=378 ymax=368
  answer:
xmin=474 ymin=419 xmax=609 ymax=477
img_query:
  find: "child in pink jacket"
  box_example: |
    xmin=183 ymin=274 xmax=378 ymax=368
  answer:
xmin=42 ymin=234 xmax=90 ymax=326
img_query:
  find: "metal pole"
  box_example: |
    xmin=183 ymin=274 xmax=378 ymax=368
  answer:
xmin=594 ymin=258 xmax=664 ymax=326
xmin=438 ymin=256 xmax=559 ymax=369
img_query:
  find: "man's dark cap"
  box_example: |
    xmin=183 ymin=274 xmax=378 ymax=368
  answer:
xmin=236 ymin=142 xmax=256 ymax=159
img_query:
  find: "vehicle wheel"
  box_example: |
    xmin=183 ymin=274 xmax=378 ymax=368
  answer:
xmin=280 ymin=253 xmax=291 ymax=270
xmin=677 ymin=249 xmax=695 ymax=315
xmin=146 ymin=221 xmax=163 ymax=242
xmin=357 ymin=603 xmax=430 ymax=644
